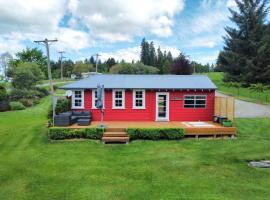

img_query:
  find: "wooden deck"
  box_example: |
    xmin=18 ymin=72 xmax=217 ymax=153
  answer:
xmin=69 ymin=121 xmax=237 ymax=138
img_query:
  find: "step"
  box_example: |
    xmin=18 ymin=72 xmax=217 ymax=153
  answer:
xmin=103 ymin=132 xmax=127 ymax=137
xmin=105 ymin=128 xmax=126 ymax=132
xmin=102 ymin=136 xmax=129 ymax=143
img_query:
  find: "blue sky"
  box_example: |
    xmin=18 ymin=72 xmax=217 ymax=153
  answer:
xmin=0 ymin=0 xmax=269 ymax=64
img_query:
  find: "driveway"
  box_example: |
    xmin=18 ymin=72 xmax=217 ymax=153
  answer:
xmin=216 ymin=92 xmax=270 ymax=118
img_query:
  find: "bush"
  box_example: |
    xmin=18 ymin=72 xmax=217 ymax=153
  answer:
xmin=0 ymin=100 xmax=10 ymax=112
xmin=9 ymin=88 xmax=31 ymax=100
xmin=126 ymin=128 xmax=184 ymax=140
xmin=35 ymin=87 xmax=50 ymax=98
xmin=55 ymin=98 xmax=71 ymax=115
xmin=0 ymin=84 xmax=8 ymax=101
xmin=37 ymin=87 xmax=50 ymax=96
xmin=47 ymin=98 xmax=71 ymax=119
xmin=48 ymin=128 xmax=104 ymax=140
xmin=19 ymin=98 xmax=33 ymax=107
xmin=9 ymin=101 xmax=26 ymax=110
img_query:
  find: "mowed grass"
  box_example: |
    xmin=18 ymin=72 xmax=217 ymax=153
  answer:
xmin=1 ymin=98 xmax=270 ymax=200
xmin=206 ymin=72 xmax=270 ymax=104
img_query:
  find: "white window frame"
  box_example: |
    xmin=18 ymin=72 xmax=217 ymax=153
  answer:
xmin=72 ymin=90 xmax=84 ymax=109
xmin=132 ymin=89 xmax=145 ymax=109
xmin=112 ymin=89 xmax=125 ymax=109
xmin=92 ymin=89 xmax=105 ymax=109
xmin=184 ymin=95 xmax=207 ymax=108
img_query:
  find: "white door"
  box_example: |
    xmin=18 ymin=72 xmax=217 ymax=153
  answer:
xmin=156 ymin=92 xmax=169 ymax=121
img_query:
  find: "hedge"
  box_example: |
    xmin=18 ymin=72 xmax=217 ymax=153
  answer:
xmin=126 ymin=128 xmax=184 ymax=140
xmin=48 ymin=127 xmax=104 ymax=140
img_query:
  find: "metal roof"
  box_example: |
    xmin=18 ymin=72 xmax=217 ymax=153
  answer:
xmin=61 ymin=74 xmax=217 ymax=90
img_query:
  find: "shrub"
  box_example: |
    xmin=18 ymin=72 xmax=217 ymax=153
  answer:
xmin=47 ymin=98 xmax=71 ymax=120
xmin=19 ymin=98 xmax=33 ymax=107
xmin=36 ymin=87 xmax=50 ymax=97
xmin=9 ymin=101 xmax=26 ymax=110
xmin=126 ymin=128 xmax=184 ymax=141
xmin=0 ymin=84 xmax=8 ymax=101
xmin=48 ymin=128 xmax=103 ymax=140
xmin=55 ymin=98 xmax=71 ymax=115
xmin=9 ymin=88 xmax=31 ymax=100
xmin=0 ymin=100 xmax=10 ymax=112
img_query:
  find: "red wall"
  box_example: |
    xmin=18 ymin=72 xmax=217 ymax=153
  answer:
xmin=74 ymin=89 xmax=215 ymax=121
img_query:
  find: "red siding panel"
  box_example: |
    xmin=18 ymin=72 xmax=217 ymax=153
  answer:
xmin=73 ymin=89 xmax=215 ymax=121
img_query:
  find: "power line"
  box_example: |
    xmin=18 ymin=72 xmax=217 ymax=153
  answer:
xmin=58 ymin=51 xmax=66 ymax=80
xmin=34 ymin=38 xmax=58 ymax=126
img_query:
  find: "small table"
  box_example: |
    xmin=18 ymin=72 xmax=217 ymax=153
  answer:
xmin=77 ymin=118 xmax=90 ymax=126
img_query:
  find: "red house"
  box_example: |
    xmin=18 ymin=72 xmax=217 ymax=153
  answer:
xmin=61 ymin=74 xmax=217 ymax=122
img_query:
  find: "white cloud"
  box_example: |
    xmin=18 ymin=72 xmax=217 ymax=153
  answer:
xmin=188 ymin=35 xmax=222 ymax=48
xmin=68 ymin=0 xmax=184 ymax=41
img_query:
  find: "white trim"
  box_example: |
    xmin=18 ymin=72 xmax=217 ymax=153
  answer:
xmin=183 ymin=95 xmax=207 ymax=109
xmin=132 ymin=89 xmax=145 ymax=109
xmin=71 ymin=90 xmax=84 ymax=109
xmin=156 ymin=92 xmax=169 ymax=121
xmin=92 ymin=89 xmax=105 ymax=109
xmin=112 ymin=89 xmax=125 ymax=109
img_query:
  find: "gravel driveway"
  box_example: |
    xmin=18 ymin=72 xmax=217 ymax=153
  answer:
xmin=216 ymin=92 xmax=270 ymax=118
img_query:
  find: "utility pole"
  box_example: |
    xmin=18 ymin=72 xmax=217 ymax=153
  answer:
xmin=94 ymin=53 xmax=100 ymax=73
xmin=34 ymin=38 xmax=58 ymax=125
xmin=58 ymin=51 xmax=65 ymax=80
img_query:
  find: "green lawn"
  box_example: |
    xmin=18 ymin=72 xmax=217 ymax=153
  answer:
xmin=1 ymin=98 xmax=270 ymax=200
xmin=206 ymin=72 xmax=270 ymax=104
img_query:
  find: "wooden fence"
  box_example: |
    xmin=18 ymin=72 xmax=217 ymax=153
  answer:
xmin=214 ymin=96 xmax=235 ymax=121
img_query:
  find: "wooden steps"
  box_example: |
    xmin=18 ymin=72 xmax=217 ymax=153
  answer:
xmin=102 ymin=128 xmax=129 ymax=144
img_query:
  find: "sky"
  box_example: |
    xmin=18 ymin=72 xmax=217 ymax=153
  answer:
xmin=0 ymin=0 xmax=269 ymax=65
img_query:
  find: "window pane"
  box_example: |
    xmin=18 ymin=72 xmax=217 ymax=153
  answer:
xmin=75 ymin=91 xmax=82 ymax=98
xmin=136 ymin=99 xmax=142 ymax=107
xmin=185 ymin=96 xmax=194 ymax=100
xmin=196 ymin=99 xmax=206 ymax=103
xmin=184 ymin=100 xmax=195 ymax=104
xmin=184 ymin=104 xmax=194 ymax=108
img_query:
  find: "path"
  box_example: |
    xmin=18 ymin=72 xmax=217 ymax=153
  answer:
xmin=216 ymin=91 xmax=270 ymax=118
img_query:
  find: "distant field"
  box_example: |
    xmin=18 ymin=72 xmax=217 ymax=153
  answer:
xmin=206 ymin=72 xmax=270 ymax=104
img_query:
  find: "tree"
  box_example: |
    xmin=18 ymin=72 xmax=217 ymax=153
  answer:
xmin=90 ymin=56 xmax=95 ymax=65
xmin=171 ymin=53 xmax=192 ymax=75
xmin=217 ymin=0 xmax=270 ymax=84
xmin=105 ymin=58 xmax=116 ymax=72
xmin=140 ymin=38 xmax=150 ymax=65
xmin=73 ymin=61 xmax=94 ymax=78
xmin=110 ymin=62 xmax=159 ymax=74
xmin=149 ymin=41 xmax=157 ymax=67
xmin=12 ymin=62 xmax=44 ymax=90
xmin=249 ymin=83 xmax=269 ymax=102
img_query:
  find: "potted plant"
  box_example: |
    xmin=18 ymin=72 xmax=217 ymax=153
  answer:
xmin=223 ymin=120 xmax=233 ymax=127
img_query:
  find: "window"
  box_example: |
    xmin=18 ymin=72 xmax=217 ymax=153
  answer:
xmin=112 ymin=89 xmax=125 ymax=109
xmin=92 ymin=89 xmax=105 ymax=109
xmin=133 ymin=90 xmax=145 ymax=109
xmin=72 ymin=90 xmax=84 ymax=108
xmin=184 ymin=95 xmax=206 ymax=108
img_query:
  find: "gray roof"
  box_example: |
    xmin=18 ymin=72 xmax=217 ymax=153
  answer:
xmin=61 ymin=74 xmax=217 ymax=90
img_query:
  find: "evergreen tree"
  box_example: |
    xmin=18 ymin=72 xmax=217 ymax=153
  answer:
xmin=140 ymin=38 xmax=150 ymax=65
xmin=89 ymin=56 xmax=95 ymax=65
xmin=167 ymin=51 xmax=173 ymax=63
xmin=217 ymin=0 xmax=269 ymax=84
xmin=149 ymin=41 xmax=157 ymax=67
xmin=156 ymin=47 xmax=164 ymax=73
